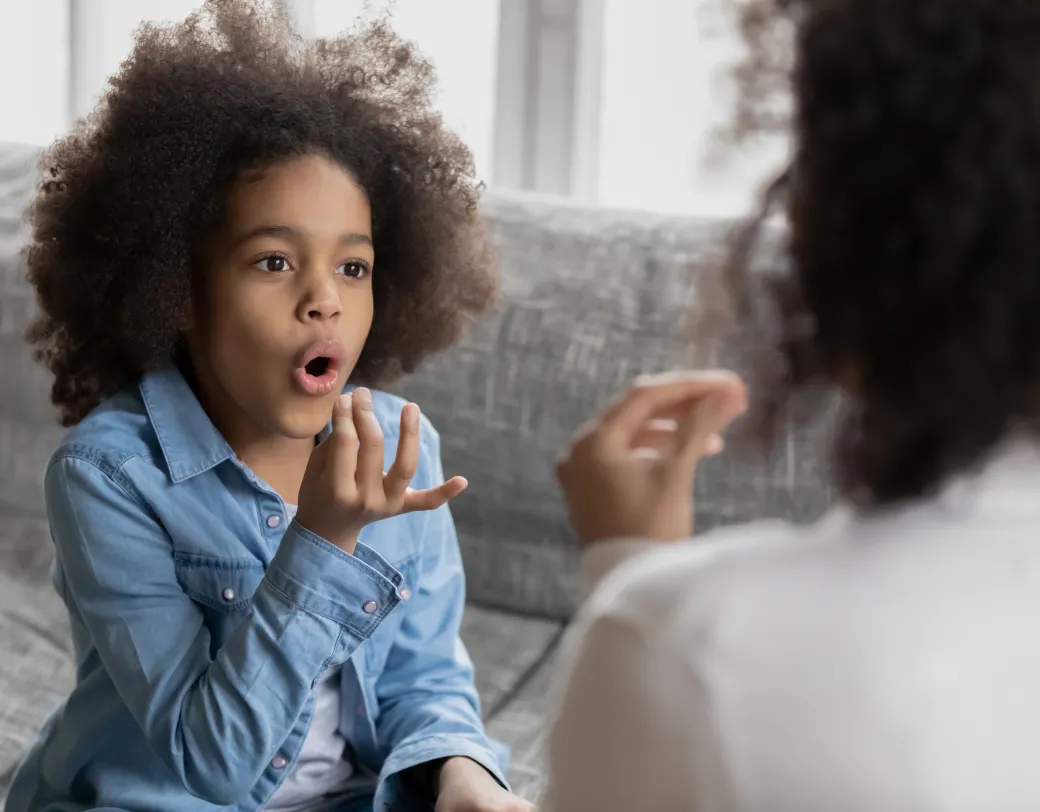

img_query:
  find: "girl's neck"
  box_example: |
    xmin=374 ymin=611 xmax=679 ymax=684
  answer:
xmin=233 ymin=433 xmax=312 ymax=505
xmin=182 ymin=356 xmax=313 ymax=503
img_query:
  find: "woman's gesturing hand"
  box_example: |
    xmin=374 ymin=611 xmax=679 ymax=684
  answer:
xmin=555 ymin=370 xmax=747 ymax=546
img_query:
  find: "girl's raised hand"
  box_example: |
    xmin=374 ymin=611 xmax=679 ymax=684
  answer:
xmin=295 ymin=389 xmax=467 ymax=554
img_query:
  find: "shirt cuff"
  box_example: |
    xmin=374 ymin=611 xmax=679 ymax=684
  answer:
xmin=580 ymin=539 xmax=661 ymax=602
xmin=265 ymin=520 xmax=404 ymax=636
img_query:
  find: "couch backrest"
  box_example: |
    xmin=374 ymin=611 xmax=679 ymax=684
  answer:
xmin=0 ymin=144 xmax=63 ymax=583
xmin=0 ymin=142 xmax=833 ymax=621
xmin=394 ymin=192 xmax=834 ymax=619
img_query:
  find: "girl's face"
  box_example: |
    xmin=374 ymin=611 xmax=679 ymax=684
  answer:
xmin=186 ymin=153 xmax=375 ymax=446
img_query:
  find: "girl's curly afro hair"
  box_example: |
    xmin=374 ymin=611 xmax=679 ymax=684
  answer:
xmin=26 ymin=0 xmax=497 ymax=427
xmin=725 ymin=0 xmax=1040 ymax=507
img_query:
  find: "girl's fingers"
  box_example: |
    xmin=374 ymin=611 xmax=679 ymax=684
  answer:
xmin=330 ymin=394 xmax=359 ymax=480
xmin=352 ymin=388 xmax=386 ymax=495
xmin=385 ymin=403 xmax=421 ymax=503
xmin=400 ymin=476 xmax=468 ymax=514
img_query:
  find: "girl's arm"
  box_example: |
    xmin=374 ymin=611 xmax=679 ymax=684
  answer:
xmin=369 ymin=427 xmax=509 ymax=804
xmin=47 ymin=453 xmax=407 ymax=807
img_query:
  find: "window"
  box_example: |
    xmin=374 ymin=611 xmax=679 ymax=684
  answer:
xmin=69 ymin=0 xmax=205 ymax=122
xmin=0 ymin=1 xmax=69 ymax=145
xmin=312 ymin=0 xmax=500 ymax=184
xmin=596 ymin=0 xmax=787 ymax=217
xmin=5 ymin=0 xmax=785 ymax=218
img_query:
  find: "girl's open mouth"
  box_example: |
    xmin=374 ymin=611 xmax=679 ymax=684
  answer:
xmin=293 ymin=340 xmax=344 ymax=396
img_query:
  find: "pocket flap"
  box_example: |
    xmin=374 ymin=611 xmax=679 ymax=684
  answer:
xmin=174 ymin=553 xmax=266 ymax=611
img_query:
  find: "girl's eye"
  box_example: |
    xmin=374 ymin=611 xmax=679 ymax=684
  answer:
xmin=254 ymin=255 xmax=291 ymax=273
xmin=338 ymin=261 xmax=370 ymax=279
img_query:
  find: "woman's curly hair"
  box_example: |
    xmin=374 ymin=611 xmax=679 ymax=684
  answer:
xmin=26 ymin=0 xmax=497 ymax=426
xmin=722 ymin=0 xmax=1040 ymax=508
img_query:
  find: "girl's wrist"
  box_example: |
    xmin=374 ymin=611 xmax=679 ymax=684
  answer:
xmin=293 ymin=514 xmax=359 ymax=555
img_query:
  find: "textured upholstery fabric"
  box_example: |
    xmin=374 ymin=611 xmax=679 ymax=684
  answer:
xmin=0 ymin=141 xmax=833 ymax=805
xmin=395 ymin=193 xmax=834 ymax=619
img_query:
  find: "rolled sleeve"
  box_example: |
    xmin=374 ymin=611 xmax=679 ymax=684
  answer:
xmin=370 ymin=424 xmax=508 ymax=810
xmin=265 ymin=521 xmax=404 ymax=636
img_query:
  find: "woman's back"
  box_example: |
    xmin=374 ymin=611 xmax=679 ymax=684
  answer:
xmin=548 ymin=440 xmax=1040 ymax=812
xmin=547 ymin=1 xmax=1040 ymax=808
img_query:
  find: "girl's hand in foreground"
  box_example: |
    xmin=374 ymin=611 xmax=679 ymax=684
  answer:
xmin=296 ymin=389 xmax=467 ymax=553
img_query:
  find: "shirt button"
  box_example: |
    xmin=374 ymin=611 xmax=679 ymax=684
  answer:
xmin=267 ymin=515 xmax=282 ymax=528
xmin=221 ymin=587 xmax=236 ymax=602
xmin=271 ymin=754 xmax=288 ymax=770
xmin=362 ymin=600 xmax=379 ymax=614
xmin=398 ymin=587 xmax=411 ymax=601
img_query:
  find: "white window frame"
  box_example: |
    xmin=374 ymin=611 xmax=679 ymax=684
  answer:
xmin=68 ymin=0 xmax=105 ymax=122
xmin=492 ymin=0 xmax=604 ymax=199
xmin=67 ymin=0 xmax=605 ymax=198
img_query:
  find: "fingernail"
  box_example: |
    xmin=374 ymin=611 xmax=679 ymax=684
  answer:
xmin=404 ymin=403 xmax=419 ymax=431
xmin=354 ymin=387 xmax=372 ymax=409
xmin=339 ymin=393 xmax=352 ymax=410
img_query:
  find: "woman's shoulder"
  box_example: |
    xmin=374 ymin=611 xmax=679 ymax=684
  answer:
xmin=579 ymin=511 xmax=864 ymax=662
xmin=584 ymin=520 xmax=801 ymax=626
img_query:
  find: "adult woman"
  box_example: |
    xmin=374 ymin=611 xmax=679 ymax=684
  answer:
xmin=546 ymin=1 xmax=1040 ymax=810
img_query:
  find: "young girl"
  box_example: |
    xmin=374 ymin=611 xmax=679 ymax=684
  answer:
xmin=5 ymin=2 xmax=531 ymax=811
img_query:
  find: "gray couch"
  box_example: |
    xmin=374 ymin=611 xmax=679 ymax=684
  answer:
xmin=0 ymin=140 xmax=832 ymax=805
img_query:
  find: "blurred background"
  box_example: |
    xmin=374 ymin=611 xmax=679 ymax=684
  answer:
xmin=0 ymin=0 xmax=787 ymax=218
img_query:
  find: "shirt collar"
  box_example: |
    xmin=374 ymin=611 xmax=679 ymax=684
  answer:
xmin=139 ymin=366 xmax=235 ymax=483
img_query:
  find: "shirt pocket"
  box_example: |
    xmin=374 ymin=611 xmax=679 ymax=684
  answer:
xmin=174 ymin=553 xmax=266 ymax=656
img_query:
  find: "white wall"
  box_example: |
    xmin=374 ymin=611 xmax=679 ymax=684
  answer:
xmin=597 ymin=0 xmax=787 ymax=217
xmin=2 ymin=0 xmax=785 ymax=219
xmin=313 ymin=0 xmax=500 ymax=185
xmin=69 ymin=0 xmax=205 ymax=122
xmin=0 ymin=1 xmax=69 ymax=145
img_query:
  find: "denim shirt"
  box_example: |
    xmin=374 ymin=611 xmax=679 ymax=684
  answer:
xmin=5 ymin=367 xmax=507 ymax=812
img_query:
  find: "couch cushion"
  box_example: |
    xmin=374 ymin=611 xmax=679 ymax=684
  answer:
xmin=484 ymin=644 xmax=561 ymax=804
xmin=0 ymin=514 xmax=54 ymax=586
xmin=0 ymin=143 xmax=61 ymax=525
xmin=459 ymin=605 xmax=562 ymax=719
xmin=0 ymin=570 xmax=74 ymax=800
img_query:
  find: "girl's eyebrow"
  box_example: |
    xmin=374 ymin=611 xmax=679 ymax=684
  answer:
xmin=232 ymin=224 xmax=373 ymax=250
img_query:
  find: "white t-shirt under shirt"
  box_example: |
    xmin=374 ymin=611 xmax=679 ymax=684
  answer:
xmin=544 ymin=439 xmax=1040 ymax=812
xmin=265 ymin=505 xmax=369 ymax=812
